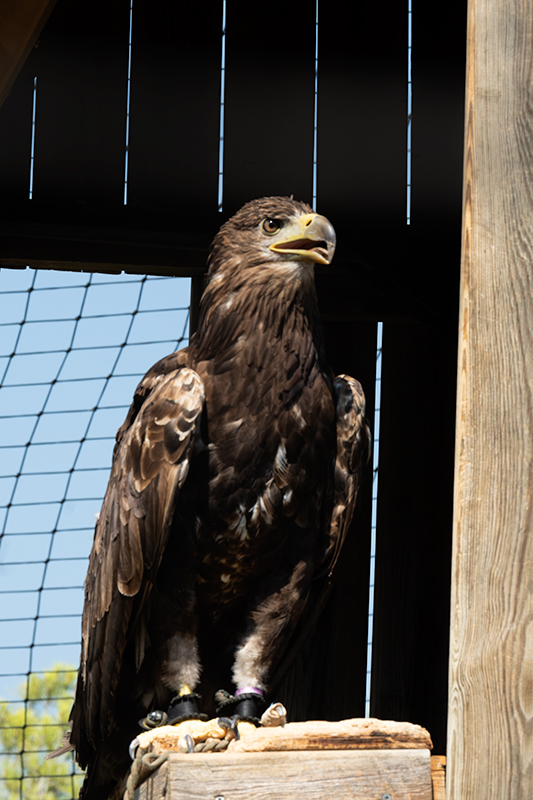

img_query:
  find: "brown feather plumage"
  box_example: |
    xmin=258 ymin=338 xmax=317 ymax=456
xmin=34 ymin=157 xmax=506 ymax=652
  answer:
xmin=57 ymin=197 xmax=368 ymax=799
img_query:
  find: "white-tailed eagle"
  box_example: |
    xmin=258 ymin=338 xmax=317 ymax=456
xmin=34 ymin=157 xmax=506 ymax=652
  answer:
xmin=58 ymin=197 xmax=368 ymax=798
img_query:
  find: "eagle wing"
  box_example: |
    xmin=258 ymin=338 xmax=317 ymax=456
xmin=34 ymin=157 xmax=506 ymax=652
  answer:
xmin=270 ymin=374 xmax=368 ymax=693
xmin=322 ymin=374 xmax=369 ymax=576
xmin=73 ymin=363 xmax=204 ymax=761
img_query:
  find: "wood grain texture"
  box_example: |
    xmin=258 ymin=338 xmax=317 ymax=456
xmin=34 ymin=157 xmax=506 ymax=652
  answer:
xmin=430 ymin=756 xmax=446 ymax=800
xmin=226 ymin=718 xmax=432 ymax=753
xmin=448 ymin=0 xmax=533 ymax=796
xmin=137 ymin=750 xmax=433 ymax=800
xmin=0 ymin=0 xmax=57 ymax=107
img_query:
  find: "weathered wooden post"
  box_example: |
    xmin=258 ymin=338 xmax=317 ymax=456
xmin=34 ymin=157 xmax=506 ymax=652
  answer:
xmin=448 ymin=0 xmax=533 ymax=796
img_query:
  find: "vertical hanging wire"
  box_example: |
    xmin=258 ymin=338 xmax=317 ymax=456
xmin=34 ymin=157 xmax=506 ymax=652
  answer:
xmin=123 ymin=0 xmax=134 ymax=205
xmin=365 ymin=321 xmax=383 ymax=717
xmin=217 ymin=0 xmax=227 ymax=212
xmin=407 ymin=0 xmax=413 ymax=224
xmin=29 ymin=78 xmax=37 ymax=200
xmin=312 ymin=0 xmax=319 ymax=211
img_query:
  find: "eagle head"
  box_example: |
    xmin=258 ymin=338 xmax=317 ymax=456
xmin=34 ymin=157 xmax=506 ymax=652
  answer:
xmin=207 ymin=196 xmax=336 ymax=279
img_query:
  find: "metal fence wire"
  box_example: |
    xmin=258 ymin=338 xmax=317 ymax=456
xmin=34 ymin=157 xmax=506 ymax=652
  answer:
xmin=0 ymin=267 xmax=190 ymax=800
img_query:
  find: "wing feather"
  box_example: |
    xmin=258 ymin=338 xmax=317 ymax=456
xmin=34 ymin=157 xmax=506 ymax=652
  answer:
xmin=323 ymin=374 xmax=370 ymax=575
xmin=73 ymin=366 xmax=204 ymax=761
xmin=87 ymin=367 xmax=204 ymax=613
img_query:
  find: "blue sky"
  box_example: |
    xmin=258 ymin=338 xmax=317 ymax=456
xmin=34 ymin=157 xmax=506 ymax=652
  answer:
xmin=0 ymin=268 xmax=191 ymax=700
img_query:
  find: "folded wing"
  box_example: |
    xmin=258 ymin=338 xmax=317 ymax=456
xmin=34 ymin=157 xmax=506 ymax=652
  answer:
xmin=72 ymin=366 xmax=205 ymax=764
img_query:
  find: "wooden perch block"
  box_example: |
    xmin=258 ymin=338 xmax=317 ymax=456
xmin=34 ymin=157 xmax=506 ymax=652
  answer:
xmin=135 ymin=718 xmax=435 ymax=800
xmin=138 ymin=718 xmax=432 ymax=755
xmin=138 ymin=750 xmax=433 ymax=800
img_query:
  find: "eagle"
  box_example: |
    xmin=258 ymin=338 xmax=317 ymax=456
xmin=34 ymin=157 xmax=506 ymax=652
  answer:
xmin=60 ymin=197 xmax=368 ymax=799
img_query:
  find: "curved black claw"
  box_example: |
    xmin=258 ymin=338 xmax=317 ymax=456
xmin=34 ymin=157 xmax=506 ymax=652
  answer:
xmin=218 ymin=714 xmax=241 ymax=740
xmin=166 ymin=693 xmax=208 ymax=725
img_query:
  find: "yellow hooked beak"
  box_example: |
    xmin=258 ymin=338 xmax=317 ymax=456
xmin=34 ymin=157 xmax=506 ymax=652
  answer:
xmin=269 ymin=213 xmax=336 ymax=265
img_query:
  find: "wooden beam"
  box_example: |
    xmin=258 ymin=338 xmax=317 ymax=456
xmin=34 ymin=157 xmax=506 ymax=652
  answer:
xmin=448 ymin=0 xmax=533 ymax=796
xmin=0 ymin=0 xmax=58 ymax=107
xmin=431 ymin=756 xmax=446 ymax=800
xmin=0 ymin=201 xmax=460 ymax=330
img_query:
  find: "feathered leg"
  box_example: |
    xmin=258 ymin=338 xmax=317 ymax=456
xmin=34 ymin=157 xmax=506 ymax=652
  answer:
xmin=216 ymin=557 xmax=313 ymax=723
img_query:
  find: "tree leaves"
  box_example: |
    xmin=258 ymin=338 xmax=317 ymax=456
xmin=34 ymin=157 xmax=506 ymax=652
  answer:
xmin=0 ymin=665 xmax=83 ymax=800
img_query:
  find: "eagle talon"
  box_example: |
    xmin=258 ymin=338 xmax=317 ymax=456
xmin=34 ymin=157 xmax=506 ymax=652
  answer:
xmin=229 ymin=714 xmax=241 ymax=739
xmin=216 ymin=715 xmax=240 ymax=739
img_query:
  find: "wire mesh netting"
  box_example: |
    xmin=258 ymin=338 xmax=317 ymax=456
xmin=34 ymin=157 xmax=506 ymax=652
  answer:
xmin=0 ymin=267 xmax=190 ymax=799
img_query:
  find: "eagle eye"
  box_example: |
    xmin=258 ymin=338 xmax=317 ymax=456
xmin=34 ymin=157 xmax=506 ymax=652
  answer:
xmin=261 ymin=218 xmax=282 ymax=235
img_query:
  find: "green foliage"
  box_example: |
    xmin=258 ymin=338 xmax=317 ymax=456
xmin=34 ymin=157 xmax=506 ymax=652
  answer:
xmin=0 ymin=666 xmax=84 ymax=800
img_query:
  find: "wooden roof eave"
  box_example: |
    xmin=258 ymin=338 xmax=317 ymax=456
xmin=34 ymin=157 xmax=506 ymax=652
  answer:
xmin=0 ymin=0 xmax=58 ymax=109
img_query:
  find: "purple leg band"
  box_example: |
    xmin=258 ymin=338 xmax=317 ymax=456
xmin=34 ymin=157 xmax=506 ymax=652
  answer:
xmin=235 ymin=686 xmax=264 ymax=698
